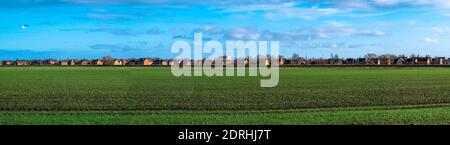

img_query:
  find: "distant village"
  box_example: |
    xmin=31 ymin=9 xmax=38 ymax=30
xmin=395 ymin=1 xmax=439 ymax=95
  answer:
xmin=0 ymin=53 xmax=449 ymax=66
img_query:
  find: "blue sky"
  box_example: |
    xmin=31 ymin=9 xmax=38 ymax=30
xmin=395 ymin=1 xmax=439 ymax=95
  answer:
xmin=1 ymin=0 xmax=450 ymax=59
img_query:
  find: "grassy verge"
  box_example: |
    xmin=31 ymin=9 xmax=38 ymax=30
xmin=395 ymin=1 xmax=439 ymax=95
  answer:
xmin=1 ymin=104 xmax=450 ymax=125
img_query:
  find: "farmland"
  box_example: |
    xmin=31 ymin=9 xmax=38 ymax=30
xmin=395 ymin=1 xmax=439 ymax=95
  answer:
xmin=1 ymin=67 xmax=450 ymax=124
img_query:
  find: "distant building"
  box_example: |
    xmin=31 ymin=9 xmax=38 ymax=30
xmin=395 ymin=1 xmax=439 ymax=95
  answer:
xmin=30 ymin=60 xmax=45 ymax=65
xmin=161 ymin=60 xmax=170 ymax=66
xmin=91 ymin=59 xmax=103 ymax=65
xmin=264 ymin=58 xmax=270 ymax=66
xmin=310 ymin=58 xmax=327 ymax=65
xmin=120 ymin=59 xmax=128 ymax=65
xmin=356 ymin=58 xmax=366 ymax=64
xmin=69 ymin=60 xmax=76 ymax=66
xmin=396 ymin=57 xmax=407 ymax=65
xmin=59 ymin=60 xmax=76 ymax=66
xmin=16 ymin=60 xmax=30 ymax=66
xmin=112 ymin=59 xmax=123 ymax=66
xmin=126 ymin=59 xmax=137 ymax=65
xmin=46 ymin=59 xmax=58 ymax=65
xmin=381 ymin=56 xmax=395 ymax=65
xmin=327 ymin=58 xmax=343 ymax=65
xmin=4 ymin=60 xmax=14 ymax=65
xmin=366 ymin=58 xmax=381 ymax=65
xmin=413 ymin=57 xmax=431 ymax=65
xmin=161 ymin=59 xmax=175 ymax=66
xmin=221 ymin=56 xmax=233 ymax=65
xmin=433 ymin=57 xmax=446 ymax=65
xmin=79 ymin=59 xmax=91 ymax=65
xmin=405 ymin=58 xmax=415 ymax=64
xmin=279 ymin=57 xmax=286 ymax=65
xmin=60 ymin=60 xmax=69 ymax=66
xmin=137 ymin=58 xmax=154 ymax=66
xmin=345 ymin=58 xmax=356 ymax=64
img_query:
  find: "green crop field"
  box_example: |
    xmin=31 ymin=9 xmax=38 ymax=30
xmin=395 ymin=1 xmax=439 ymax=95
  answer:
xmin=1 ymin=67 xmax=450 ymax=125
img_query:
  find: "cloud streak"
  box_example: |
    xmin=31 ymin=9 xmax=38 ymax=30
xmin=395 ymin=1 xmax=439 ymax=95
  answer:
xmin=90 ymin=41 xmax=165 ymax=52
xmin=60 ymin=27 xmax=165 ymax=36
xmin=221 ymin=24 xmax=386 ymax=41
xmin=4 ymin=0 xmax=450 ymax=9
xmin=424 ymin=37 xmax=438 ymax=43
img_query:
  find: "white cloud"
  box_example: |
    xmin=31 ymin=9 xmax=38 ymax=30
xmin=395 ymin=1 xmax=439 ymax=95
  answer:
xmin=373 ymin=0 xmax=399 ymax=6
xmin=217 ymin=1 xmax=346 ymax=20
xmin=192 ymin=25 xmax=224 ymax=35
xmin=430 ymin=27 xmax=450 ymax=33
xmin=221 ymin=1 xmax=297 ymax=12
xmin=359 ymin=30 xmax=386 ymax=36
xmin=87 ymin=13 xmax=137 ymax=20
xmin=408 ymin=20 xmax=418 ymax=25
xmin=315 ymin=22 xmax=387 ymax=37
xmin=329 ymin=0 xmax=450 ymax=9
xmin=222 ymin=22 xmax=386 ymax=42
xmin=413 ymin=0 xmax=450 ymax=8
xmin=424 ymin=37 xmax=439 ymax=43
xmin=331 ymin=43 xmax=338 ymax=48
xmin=263 ymin=7 xmax=345 ymax=20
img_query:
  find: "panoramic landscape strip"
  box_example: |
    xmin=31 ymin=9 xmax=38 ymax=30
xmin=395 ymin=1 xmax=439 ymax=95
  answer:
xmin=0 ymin=53 xmax=448 ymax=66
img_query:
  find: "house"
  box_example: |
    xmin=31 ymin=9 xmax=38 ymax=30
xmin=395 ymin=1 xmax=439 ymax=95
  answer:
xmin=126 ymin=59 xmax=137 ymax=65
xmin=413 ymin=57 xmax=431 ymax=65
xmin=175 ymin=60 xmax=185 ymax=66
xmin=356 ymin=58 xmax=366 ymax=64
xmin=112 ymin=59 xmax=123 ymax=65
xmin=185 ymin=60 xmax=194 ymax=66
xmin=147 ymin=58 xmax=155 ymax=66
xmin=405 ymin=58 xmax=415 ymax=64
xmin=4 ymin=60 xmax=14 ymax=65
xmin=288 ymin=58 xmax=307 ymax=65
xmin=60 ymin=60 xmax=69 ymax=66
xmin=264 ymin=58 xmax=270 ymax=66
xmin=433 ymin=57 xmax=446 ymax=65
xmin=203 ymin=59 xmax=214 ymax=66
xmin=153 ymin=59 xmax=162 ymax=66
xmin=69 ymin=60 xmax=76 ymax=66
xmin=366 ymin=58 xmax=381 ymax=65
xmin=32 ymin=59 xmax=56 ymax=65
xmin=137 ymin=58 xmax=154 ymax=66
xmin=310 ymin=58 xmax=327 ymax=65
xmin=220 ymin=56 xmax=233 ymax=65
xmin=232 ymin=58 xmax=248 ymax=66
xmin=60 ymin=60 xmax=76 ymax=66
xmin=161 ymin=60 xmax=169 ymax=66
xmin=79 ymin=59 xmax=91 ymax=65
xmin=279 ymin=57 xmax=286 ymax=65
xmin=345 ymin=58 xmax=356 ymax=64
xmin=381 ymin=56 xmax=395 ymax=65
xmin=190 ymin=59 xmax=201 ymax=66
xmin=30 ymin=60 xmax=45 ymax=65
xmin=120 ymin=59 xmax=128 ymax=65
xmin=284 ymin=59 xmax=292 ymax=65
xmin=16 ymin=60 xmax=30 ymax=66
xmin=327 ymin=58 xmax=343 ymax=65
xmin=161 ymin=59 xmax=174 ymax=66
xmin=168 ymin=60 xmax=175 ymax=66
xmin=91 ymin=59 xmax=103 ymax=65
xmin=395 ymin=57 xmax=407 ymax=65
xmin=45 ymin=59 xmax=58 ymax=65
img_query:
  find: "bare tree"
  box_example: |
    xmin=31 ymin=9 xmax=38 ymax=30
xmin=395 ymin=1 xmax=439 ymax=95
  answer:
xmin=102 ymin=56 xmax=114 ymax=65
xmin=365 ymin=53 xmax=377 ymax=59
xmin=291 ymin=53 xmax=300 ymax=60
